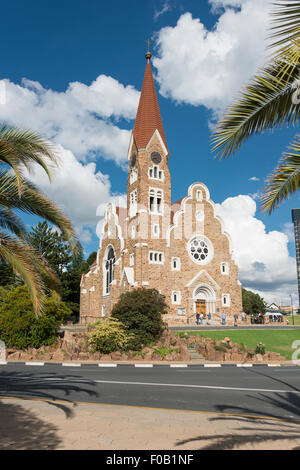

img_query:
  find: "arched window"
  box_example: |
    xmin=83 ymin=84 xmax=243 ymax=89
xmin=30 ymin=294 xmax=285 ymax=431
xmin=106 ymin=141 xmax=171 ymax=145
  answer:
xmin=221 ymin=262 xmax=229 ymax=275
xmin=149 ymin=165 xmax=163 ymax=181
xmin=130 ymin=189 xmax=138 ymax=218
xmin=149 ymin=188 xmax=164 ymax=215
xmin=130 ymin=168 xmax=138 ymax=184
xmin=105 ymin=247 xmax=116 ymax=294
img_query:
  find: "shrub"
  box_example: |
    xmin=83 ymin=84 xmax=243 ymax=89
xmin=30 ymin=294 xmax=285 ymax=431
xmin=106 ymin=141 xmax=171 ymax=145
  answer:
xmin=0 ymin=286 xmax=71 ymax=349
xmin=88 ymin=318 xmax=130 ymax=354
xmin=111 ymin=288 xmax=167 ymax=350
xmin=214 ymin=344 xmax=228 ymax=353
xmin=255 ymin=342 xmax=266 ymax=355
xmin=153 ymin=346 xmax=173 ymax=359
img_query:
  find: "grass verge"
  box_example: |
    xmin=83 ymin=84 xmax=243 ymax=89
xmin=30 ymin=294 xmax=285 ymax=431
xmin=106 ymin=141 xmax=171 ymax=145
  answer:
xmin=177 ymin=330 xmax=300 ymax=360
xmin=287 ymin=315 xmax=300 ymax=326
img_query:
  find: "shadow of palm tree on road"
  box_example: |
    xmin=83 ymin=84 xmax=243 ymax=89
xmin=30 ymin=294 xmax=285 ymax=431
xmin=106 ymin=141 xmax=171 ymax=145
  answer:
xmin=0 ymin=370 xmax=99 ymax=449
xmin=176 ymin=367 xmax=300 ymax=450
xmin=0 ymin=370 xmax=98 ymax=415
xmin=0 ymin=400 xmax=61 ymax=450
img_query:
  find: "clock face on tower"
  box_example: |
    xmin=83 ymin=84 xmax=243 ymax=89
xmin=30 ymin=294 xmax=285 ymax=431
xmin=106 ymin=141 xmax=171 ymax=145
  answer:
xmin=151 ymin=152 xmax=162 ymax=164
xmin=131 ymin=153 xmax=137 ymax=167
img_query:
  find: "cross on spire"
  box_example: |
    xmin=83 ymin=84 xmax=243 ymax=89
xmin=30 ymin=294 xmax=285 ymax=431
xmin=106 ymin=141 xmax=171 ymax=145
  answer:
xmin=145 ymin=39 xmax=152 ymax=60
xmin=145 ymin=39 xmax=152 ymax=52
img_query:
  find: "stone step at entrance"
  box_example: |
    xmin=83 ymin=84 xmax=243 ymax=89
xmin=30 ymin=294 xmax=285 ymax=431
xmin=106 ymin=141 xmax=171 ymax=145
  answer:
xmin=192 ymin=321 xmax=220 ymax=327
xmin=187 ymin=346 xmax=205 ymax=362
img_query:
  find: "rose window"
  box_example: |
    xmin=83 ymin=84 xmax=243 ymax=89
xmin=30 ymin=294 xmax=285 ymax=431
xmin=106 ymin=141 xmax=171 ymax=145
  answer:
xmin=188 ymin=237 xmax=210 ymax=263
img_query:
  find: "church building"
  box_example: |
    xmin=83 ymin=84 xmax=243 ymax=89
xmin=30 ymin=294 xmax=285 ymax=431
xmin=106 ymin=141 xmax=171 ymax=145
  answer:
xmin=80 ymin=51 xmax=242 ymax=326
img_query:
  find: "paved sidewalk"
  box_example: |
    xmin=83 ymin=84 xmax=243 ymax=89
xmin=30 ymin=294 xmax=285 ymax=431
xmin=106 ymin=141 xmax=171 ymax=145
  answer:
xmin=1 ymin=398 xmax=300 ymax=450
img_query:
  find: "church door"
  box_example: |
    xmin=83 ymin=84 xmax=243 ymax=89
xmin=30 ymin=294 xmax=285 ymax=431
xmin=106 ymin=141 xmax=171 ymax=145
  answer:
xmin=196 ymin=300 xmax=206 ymax=318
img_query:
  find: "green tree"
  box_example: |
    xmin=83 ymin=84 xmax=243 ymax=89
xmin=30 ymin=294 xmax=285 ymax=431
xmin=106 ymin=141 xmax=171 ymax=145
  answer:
xmin=211 ymin=1 xmax=300 ymax=213
xmin=61 ymin=243 xmax=89 ymax=319
xmin=87 ymin=251 xmax=97 ymax=266
xmin=111 ymin=288 xmax=167 ymax=350
xmin=0 ymin=260 xmax=18 ymax=286
xmin=242 ymin=288 xmax=267 ymax=315
xmin=0 ymin=125 xmax=77 ymax=313
xmin=28 ymin=223 xmax=89 ymax=320
xmin=29 ymin=221 xmax=72 ymax=276
xmin=0 ymin=285 xmax=71 ymax=349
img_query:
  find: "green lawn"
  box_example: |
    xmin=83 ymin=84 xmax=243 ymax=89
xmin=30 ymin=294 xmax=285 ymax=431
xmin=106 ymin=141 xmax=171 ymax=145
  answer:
xmin=177 ymin=330 xmax=300 ymax=360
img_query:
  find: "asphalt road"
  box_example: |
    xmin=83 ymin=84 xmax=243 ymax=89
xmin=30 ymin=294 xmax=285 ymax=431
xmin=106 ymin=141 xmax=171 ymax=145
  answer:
xmin=0 ymin=364 xmax=300 ymax=421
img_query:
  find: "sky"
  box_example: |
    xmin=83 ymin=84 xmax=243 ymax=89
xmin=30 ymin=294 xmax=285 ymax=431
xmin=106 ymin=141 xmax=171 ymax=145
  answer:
xmin=0 ymin=0 xmax=298 ymax=306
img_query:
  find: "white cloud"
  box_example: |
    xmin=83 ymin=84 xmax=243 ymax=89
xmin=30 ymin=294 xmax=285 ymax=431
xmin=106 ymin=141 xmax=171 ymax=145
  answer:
xmin=27 ymin=145 xmax=115 ymax=243
xmin=0 ymin=75 xmax=140 ymax=165
xmin=248 ymin=191 xmax=263 ymax=201
xmin=0 ymin=74 xmax=138 ymax=243
xmin=283 ymin=222 xmax=295 ymax=243
xmin=216 ymin=195 xmax=298 ymax=304
xmin=209 ymin=0 xmax=250 ymax=10
xmin=153 ymin=1 xmax=270 ymax=116
xmin=249 ymin=176 xmax=260 ymax=182
xmin=154 ymin=0 xmax=172 ymax=21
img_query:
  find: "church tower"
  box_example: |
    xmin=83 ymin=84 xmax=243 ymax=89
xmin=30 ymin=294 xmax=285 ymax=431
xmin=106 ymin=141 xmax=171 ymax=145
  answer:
xmin=125 ymin=50 xmax=171 ymax=288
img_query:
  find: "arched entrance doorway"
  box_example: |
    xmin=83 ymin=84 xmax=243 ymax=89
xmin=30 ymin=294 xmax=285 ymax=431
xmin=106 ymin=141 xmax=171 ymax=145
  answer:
xmin=193 ymin=284 xmax=216 ymax=319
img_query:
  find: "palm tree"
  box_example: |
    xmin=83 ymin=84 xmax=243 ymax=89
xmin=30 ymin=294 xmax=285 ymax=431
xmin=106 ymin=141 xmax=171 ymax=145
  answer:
xmin=211 ymin=1 xmax=300 ymax=214
xmin=0 ymin=125 xmax=77 ymax=314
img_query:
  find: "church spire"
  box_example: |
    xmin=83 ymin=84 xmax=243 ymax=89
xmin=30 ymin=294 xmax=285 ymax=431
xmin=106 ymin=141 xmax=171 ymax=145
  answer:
xmin=132 ymin=49 xmax=168 ymax=154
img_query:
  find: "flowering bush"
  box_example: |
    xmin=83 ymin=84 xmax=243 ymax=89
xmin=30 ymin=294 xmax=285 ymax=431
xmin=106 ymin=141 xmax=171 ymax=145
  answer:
xmin=88 ymin=318 xmax=131 ymax=354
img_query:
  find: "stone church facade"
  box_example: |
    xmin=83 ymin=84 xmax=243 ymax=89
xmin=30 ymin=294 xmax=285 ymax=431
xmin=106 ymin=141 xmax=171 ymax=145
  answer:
xmin=80 ymin=53 xmax=242 ymax=326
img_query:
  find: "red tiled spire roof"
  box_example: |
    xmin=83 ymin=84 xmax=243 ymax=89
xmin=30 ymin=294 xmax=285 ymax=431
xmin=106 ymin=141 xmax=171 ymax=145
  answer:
xmin=133 ymin=57 xmax=168 ymax=153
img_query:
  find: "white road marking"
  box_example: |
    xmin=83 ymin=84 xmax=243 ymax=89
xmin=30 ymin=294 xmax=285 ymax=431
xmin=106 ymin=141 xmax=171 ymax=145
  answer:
xmin=2 ymin=375 xmax=297 ymax=394
xmin=204 ymin=364 xmax=221 ymax=368
xmin=92 ymin=379 xmax=300 ymax=394
xmin=62 ymin=363 xmax=81 ymax=367
xmin=237 ymin=364 xmax=253 ymax=367
xmin=98 ymin=364 xmax=117 ymax=368
xmin=170 ymin=364 xmax=188 ymax=368
xmin=134 ymin=364 xmax=153 ymax=368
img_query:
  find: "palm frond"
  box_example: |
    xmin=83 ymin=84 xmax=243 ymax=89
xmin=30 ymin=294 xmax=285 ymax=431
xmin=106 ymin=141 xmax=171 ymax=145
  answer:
xmin=262 ymin=133 xmax=300 ymax=213
xmin=269 ymin=1 xmax=300 ymax=56
xmin=0 ymin=124 xmax=59 ymax=194
xmin=0 ymin=230 xmax=46 ymax=314
xmin=0 ymin=169 xmax=78 ymax=254
xmin=0 ymin=208 xmax=27 ymax=238
xmin=211 ymin=58 xmax=300 ymax=159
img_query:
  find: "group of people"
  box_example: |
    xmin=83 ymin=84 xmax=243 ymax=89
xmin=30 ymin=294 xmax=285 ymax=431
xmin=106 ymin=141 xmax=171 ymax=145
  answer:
xmin=196 ymin=311 xmax=247 ymax=326
xmin=195 ymin=312 xmax=212 ymax=325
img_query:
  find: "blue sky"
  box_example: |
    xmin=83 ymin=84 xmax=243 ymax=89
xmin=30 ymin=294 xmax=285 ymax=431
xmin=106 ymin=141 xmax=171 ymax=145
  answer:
xmin=0 ymin=0 xmax=298 ymax=305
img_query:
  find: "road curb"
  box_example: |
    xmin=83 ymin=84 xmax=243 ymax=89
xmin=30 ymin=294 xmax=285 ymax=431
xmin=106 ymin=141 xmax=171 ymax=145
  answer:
xmin=1 ymin=361 xmax=299 ymax=368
